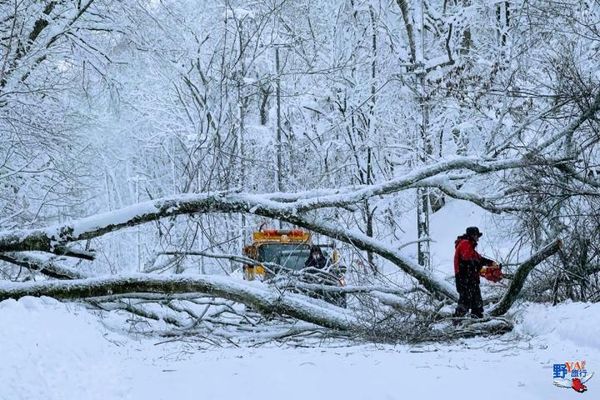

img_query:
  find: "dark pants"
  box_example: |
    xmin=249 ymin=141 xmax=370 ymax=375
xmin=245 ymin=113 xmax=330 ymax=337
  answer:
xmin=454 ymin=265 xmax=483 ymax=318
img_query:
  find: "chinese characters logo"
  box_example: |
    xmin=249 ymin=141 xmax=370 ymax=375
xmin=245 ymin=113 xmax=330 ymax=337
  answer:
xmin=553 ymin=361 xmax=594 ymax=393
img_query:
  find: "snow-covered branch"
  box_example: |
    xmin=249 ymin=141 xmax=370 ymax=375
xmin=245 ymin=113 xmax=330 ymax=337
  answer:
xmin=0 ymin=155 xmax=561 ymax=256
xmin=411 ymin=178 xmax=529 ymax=213
xmin=273 ymin=214 xmax=459 ymax=301
xmin=289 ymin=156 xmax=561 ymax=212
xmin=528 ymin=91 xmax=600 ymax=155
xmin=0 ymin=252 xmax=87 ymax=280
xmin=0 ymin=154 xmax=560 ymax=300
xmin=489 ymin=239 xmax=562 ymax=316
xmin=0 ymin=274 xmax=361 ymax=331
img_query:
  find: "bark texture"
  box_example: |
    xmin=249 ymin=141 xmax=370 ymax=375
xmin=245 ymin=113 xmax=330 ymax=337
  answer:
xmin=489 ymin=239 xmax=562 ymax=316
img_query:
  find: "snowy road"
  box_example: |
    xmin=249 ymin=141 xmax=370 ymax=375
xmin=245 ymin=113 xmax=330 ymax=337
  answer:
xmin=125 ymin=337 xmax=593 ymax=400
xmin=1 ymin=297 xmax=597 ymax=400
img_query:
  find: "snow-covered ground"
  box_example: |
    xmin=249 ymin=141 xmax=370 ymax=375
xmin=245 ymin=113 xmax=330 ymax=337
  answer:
xmin=1 ymin=296 xmax=597 ymax=400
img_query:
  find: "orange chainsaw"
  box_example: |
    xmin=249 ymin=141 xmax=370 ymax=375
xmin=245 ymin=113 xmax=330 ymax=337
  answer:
xmin=480 ymin=261 xmax=503 ymax=283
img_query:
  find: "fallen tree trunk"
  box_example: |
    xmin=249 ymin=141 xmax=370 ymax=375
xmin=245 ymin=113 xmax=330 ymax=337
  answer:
xmin=0 ymin=273 xmax=513 ymax=341
xmin=489 ymin=239 xmax=562 ymax=316
xmin=0 ymin=154 xmax=564 ymax=255
xmin=280 ymin=216 xmax=459 ymax=301
xmin=0 ymin=155 xmax=569 ymax=301
xmin=428 ymin=317 xmax=514 ymax=341
xmin=0 ymin=253 xmax=87 ymax=280
xmin=0 ymin=194 xmax=458 ymax=301
xmin=0 ymin=156 xmax=569 ymax=303
xmin=0 ymin=274 xmax=361 ymax=331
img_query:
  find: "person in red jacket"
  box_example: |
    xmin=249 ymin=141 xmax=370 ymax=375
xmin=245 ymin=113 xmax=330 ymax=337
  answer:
xmin=453 ymin=227 xmax=494 ymax=319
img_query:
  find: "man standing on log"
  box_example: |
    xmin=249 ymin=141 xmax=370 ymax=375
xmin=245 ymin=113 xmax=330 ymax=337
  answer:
xmin=453 ymin=226 xmax=495 ymax=319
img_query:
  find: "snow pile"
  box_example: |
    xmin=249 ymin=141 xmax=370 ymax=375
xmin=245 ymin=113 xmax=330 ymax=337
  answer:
xmin=517 ymin=301 xmax=600 ymax=350
xmin=1 ymin=294 xmax=599 ymax=400
xmin=128 ymin=302 xmax=600 ymax=400
xmin=0 ymin=296 xmax=128 ymax=400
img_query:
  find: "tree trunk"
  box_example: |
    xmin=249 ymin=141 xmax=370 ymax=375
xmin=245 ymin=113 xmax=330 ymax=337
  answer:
xmin=0 ymin=274 xmax=361 ymax=331
xmin=489 ymin=239 xmax=562 ymax=316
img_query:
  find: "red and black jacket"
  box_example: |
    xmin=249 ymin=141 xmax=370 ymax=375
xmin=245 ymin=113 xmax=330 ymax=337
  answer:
xmin=453 ymin=235 xmax=493 ymax=275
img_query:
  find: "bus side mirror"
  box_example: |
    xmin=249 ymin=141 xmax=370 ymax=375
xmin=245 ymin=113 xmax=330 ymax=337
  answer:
xmin=243 ymin=246 xmax=257 ymax=259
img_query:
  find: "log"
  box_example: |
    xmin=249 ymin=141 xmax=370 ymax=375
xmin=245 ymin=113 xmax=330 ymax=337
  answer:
xmin=0 ymin=274 xmax=361 ymax=331
xmin=0 ymin=252 xmax=87 ymax=280
xmin=489 ymin=239 xmax=562 ymax=316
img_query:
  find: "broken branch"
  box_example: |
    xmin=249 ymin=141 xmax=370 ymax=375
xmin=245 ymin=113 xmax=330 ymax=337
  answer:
xmin=489 ymin=239 xmax=562 ymax=316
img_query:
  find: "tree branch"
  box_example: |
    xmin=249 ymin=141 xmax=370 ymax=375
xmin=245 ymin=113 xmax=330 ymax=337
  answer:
xmin=0 ymin=155 xmax=566 ymax=301
xmin=0 ymin=274 xmax=361 ymax=331
xmin=489 ymin=239 xmax=562 ymax=316
xmin=528 ymin=91 xmax=600 ymax=155
xmin=0 ymin=252 xmax=87 ymax=280
xmin=0 ymin=156 xmax=546 ymax=254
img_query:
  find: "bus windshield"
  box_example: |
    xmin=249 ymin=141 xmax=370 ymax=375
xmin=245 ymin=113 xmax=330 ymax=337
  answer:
xmin=258 ymin=243 xmax=313 ymax=271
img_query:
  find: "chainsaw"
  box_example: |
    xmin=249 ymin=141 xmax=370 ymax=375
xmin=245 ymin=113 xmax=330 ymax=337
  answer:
xmin=480 ymin=261 xmax=503 ymax=283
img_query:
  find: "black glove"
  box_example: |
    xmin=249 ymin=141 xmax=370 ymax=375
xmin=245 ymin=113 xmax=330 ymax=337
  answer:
xmin=481 ymin=256 xmax=494 ymax=266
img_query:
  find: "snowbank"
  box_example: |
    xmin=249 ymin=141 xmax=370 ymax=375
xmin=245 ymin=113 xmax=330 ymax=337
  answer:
xmin=0 ymin=297 xmax=128 ymax=400
xmin=129 ymin=301 xmax=600 ymax=400
xmin=517 ymin=301 xmax=600 ymax=350
xmin=1 ymin=295 xmax=598 ymax=400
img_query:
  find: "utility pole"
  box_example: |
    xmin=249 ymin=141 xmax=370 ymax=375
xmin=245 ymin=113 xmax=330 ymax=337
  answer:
xmin=415 ymin=0 xmax=431 ymax=270
xmin=275 ymin=45 xmax=284 ymax=229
